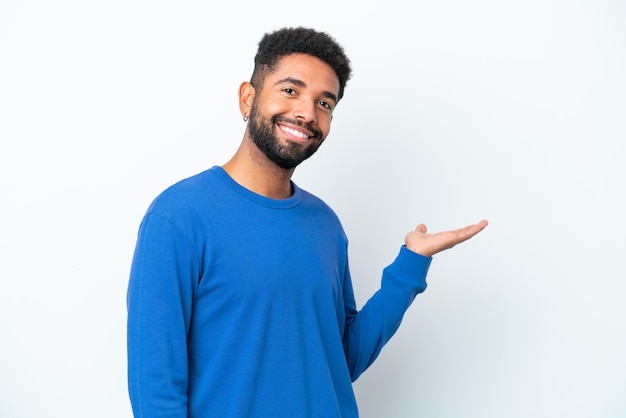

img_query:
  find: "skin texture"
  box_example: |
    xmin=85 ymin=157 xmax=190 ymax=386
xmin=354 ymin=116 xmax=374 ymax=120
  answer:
xmin=223 ymin=52 xmax=487 ymax=257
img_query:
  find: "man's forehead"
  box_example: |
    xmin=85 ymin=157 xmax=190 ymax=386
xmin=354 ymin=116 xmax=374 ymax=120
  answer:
xmin=268 ymin=54 xmax=340 ymax=92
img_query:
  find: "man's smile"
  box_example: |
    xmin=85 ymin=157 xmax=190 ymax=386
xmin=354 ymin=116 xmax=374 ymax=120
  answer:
xmin=278 ymin=123 xmax=315 ymax=143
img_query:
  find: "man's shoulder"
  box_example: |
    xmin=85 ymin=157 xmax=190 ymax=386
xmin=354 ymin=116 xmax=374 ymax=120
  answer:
xmin=144 ymin=167 xmax=222 ymax=215
xmin=165 ymin=167 xmax=219 ymax=192
xmin=296 ymin=184 xmax=328 ymax=207
xmin=297 ymin=186 xmax=343 ymax=225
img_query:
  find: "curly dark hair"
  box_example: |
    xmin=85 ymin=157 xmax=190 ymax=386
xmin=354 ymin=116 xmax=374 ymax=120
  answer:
xmin=251 ymin=27 xmax=352 ymax=101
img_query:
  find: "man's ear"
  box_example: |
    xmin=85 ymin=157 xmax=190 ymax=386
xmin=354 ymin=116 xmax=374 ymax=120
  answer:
xmin=238 ymin=81 xmax=255 ymax=119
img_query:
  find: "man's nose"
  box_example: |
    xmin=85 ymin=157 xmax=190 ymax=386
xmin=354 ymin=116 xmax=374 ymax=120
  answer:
xmin=293 ymin=98 xmax=316 ymax=124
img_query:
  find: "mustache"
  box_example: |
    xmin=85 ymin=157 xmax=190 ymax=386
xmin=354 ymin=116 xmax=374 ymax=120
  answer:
xmin=272 ymin=115 xmax=323 ymax=139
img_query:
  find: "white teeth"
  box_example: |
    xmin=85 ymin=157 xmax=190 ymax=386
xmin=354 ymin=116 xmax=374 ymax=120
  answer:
xmin=280 ymin=126 xmax=309 ymax=139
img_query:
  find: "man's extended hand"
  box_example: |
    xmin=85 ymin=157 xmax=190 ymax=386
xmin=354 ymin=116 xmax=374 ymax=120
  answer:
xmin=404 ymin=220 xmax=488 ymax=257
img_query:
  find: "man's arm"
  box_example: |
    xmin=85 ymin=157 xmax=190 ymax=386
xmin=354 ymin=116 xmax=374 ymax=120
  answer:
xmin=127 ymin=214 xmax=198 ymax=417
xmin=342 ymin=220 xmax=488 ymax=380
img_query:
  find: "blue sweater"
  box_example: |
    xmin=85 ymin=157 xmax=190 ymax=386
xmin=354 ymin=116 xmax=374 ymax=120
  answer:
xmin=127 ymin=166 xmax=431 ymax=417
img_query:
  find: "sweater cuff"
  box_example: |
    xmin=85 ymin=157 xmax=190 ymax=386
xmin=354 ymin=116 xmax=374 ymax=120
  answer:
xmin=383 ymin=245 xmax=432 ymax=296
xmin=398 ymin=244 xmax=432 ymax=277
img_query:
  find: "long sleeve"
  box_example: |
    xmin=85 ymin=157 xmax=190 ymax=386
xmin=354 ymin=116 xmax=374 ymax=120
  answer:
xmin=342 ymin=245 xmax=432 ymax=381
xmin=126 ymin=214 xmax=200 ymax=417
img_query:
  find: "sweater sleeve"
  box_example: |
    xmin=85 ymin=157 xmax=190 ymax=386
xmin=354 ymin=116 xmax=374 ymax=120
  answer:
xmin=342 ymin=245 xmax=432 ymax=381
xmin=126 ymin=214 xmax=199 ymax=417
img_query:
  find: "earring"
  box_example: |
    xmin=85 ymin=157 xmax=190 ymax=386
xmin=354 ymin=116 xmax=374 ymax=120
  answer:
xmin=243 ymin=115 xmax=248 ymax=122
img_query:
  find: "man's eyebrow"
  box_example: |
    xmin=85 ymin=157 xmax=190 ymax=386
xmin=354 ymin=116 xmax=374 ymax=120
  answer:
xmin=275 ymin=77 xmax=338 ymax=104
xmin=276 ymin=77 xmax=306 ymax=88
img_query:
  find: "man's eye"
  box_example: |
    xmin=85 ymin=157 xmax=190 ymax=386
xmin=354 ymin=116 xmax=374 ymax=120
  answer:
xmin=283 ymin=88 xmax=296 ymax=94
xmin=319 ymin=100 xmax=332 ymax=110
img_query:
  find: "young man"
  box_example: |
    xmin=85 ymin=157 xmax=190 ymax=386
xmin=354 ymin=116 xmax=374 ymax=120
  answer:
xmin=127 ymin=27 xmax=487 ymax=418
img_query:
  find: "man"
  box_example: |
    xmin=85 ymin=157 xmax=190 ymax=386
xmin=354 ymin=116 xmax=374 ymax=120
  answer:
xmin=127 ymin=27 xmax=487 ymax=418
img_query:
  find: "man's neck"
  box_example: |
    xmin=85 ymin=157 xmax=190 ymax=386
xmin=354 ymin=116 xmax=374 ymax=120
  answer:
xmin=222 ymin=137 xmax=295 ymax=199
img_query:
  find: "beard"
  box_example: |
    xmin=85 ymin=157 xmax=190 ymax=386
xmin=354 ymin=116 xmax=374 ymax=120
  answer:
xmin=248 ymin=104 xmax=324 ymax=170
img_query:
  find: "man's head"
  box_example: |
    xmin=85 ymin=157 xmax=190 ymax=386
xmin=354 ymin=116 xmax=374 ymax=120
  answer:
xmin=251 ymin=27 xmax=352 ymax=102
xmin=240 ymin=28 xmax=352 ymax=170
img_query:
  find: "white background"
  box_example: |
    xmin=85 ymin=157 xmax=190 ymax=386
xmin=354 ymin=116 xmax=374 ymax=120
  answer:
xmin=1 ymin=0 xmax=625 ymax=417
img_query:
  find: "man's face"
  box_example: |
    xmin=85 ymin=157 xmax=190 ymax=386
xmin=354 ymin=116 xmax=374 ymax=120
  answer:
xmin=247 ymin=54 xmax=340 ymax=169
